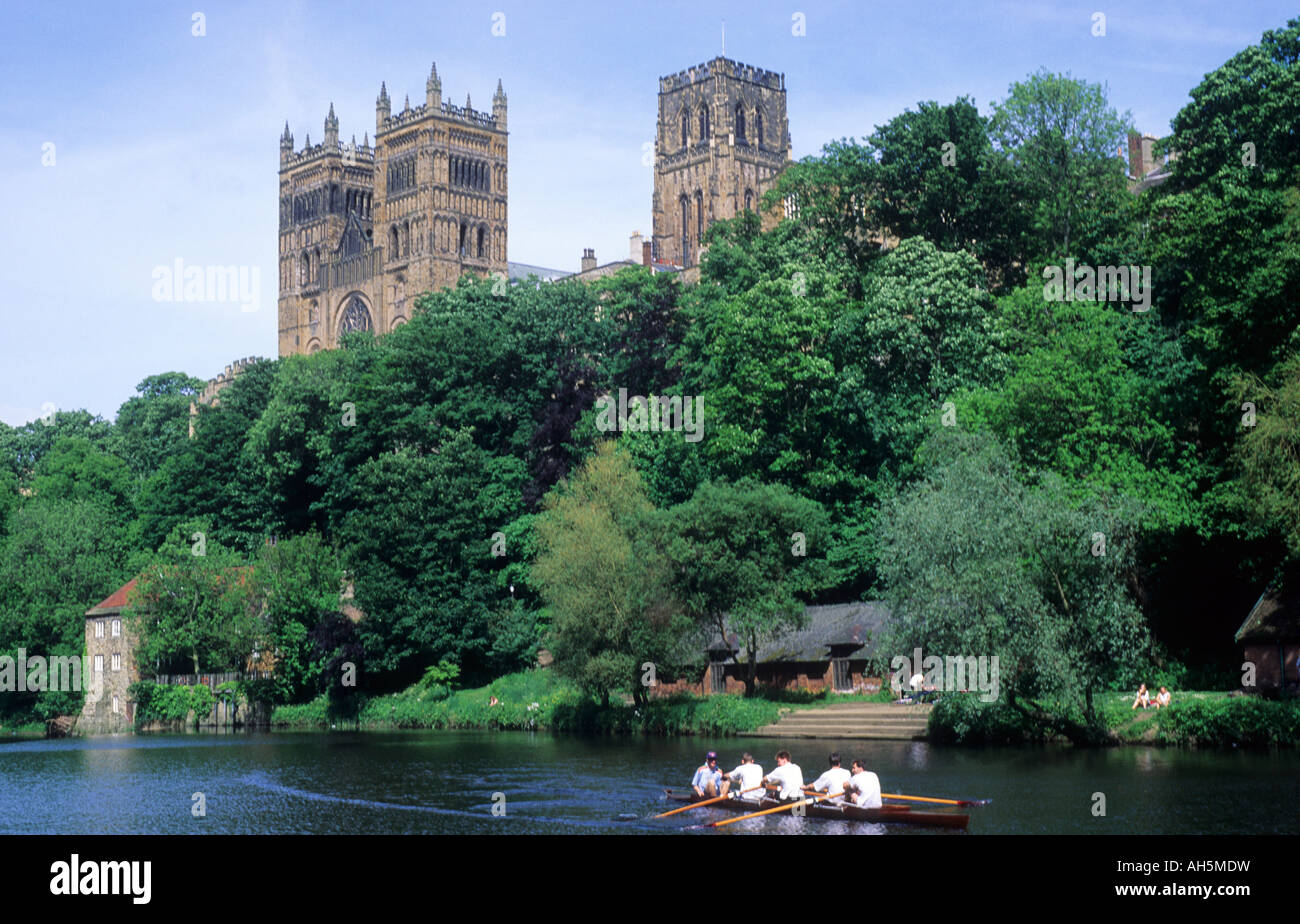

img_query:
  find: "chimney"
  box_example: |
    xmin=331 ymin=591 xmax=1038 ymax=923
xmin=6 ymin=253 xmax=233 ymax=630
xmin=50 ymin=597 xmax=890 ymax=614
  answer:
xmin=629 ymin=231 xmax=643 ymax=263
xmin=581 ymin=248 xmax=597 ymax=273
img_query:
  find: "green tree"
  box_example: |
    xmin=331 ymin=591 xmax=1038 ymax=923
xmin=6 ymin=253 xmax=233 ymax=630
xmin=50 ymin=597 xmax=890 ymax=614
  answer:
xmin=532 ymin=442 xmax=689 ymax=707
xmin=663 ymin=479 xmax=831 ymax=695
xmin=250 ymin=531 xmax=342 ymax=703
xmin=127 ymin=522 xmax=261 ymax=676
xmin=990 ymin=69 xmax=1133 ymax=261
xmin=877 ymin=430 xmax=1150 ymax=743
xmin=108 ymin=372 xmax=205 ymax=479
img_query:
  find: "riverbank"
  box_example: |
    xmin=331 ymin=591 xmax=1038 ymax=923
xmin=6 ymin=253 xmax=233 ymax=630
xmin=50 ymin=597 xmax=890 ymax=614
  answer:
xmin=270 ymin=669 xmax=889 ymax=736
xmin=267 ymin=672 xmax=1300 ymax=748
xmin=929 ymin=691 xmax=1300 ymax=747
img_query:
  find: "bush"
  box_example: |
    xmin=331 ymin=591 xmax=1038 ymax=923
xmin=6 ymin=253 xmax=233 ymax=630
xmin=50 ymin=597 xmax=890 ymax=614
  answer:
xmin=927 ymin=694 xmax=1043 ymax=744
xmin=130 ymin=681 xmax=217 ymax=728
xmin=1157 ymin=696 xmax=1300 ymax=747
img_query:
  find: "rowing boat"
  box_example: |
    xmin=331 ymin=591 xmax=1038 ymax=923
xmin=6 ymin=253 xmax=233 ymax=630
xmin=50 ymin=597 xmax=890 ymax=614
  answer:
xmin=662 ymin=789 xmax=969 ymax=829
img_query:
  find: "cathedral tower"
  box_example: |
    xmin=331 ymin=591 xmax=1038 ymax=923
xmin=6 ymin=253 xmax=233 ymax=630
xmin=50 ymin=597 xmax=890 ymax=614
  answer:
xmin=277 ymin=64 xmax=508 ymax=356
xmin=652 ymin=57 xmax=791 ymax=268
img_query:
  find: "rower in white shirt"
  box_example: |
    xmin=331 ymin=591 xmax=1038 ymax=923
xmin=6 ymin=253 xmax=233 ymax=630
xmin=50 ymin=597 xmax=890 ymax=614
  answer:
xmin=762 ymin=750 xmax=804 ymax=801
xmin=843 ymin=758 xmax=883 ymax=809
xmin=808 ymin=752 xmax=851 ymax=800
xmin=723 ymin=752 xmax=765 ymax=802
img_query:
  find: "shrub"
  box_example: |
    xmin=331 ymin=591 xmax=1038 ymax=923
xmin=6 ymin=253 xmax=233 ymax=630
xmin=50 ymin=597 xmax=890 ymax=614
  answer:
xmin=1157 ymin=696 xmax=1300 ymax=747
xmin=928 ymin=694 xmax=1043 ymax=744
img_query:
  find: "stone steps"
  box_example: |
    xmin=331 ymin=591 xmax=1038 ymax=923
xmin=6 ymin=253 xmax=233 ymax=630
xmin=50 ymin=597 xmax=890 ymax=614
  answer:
xmin=741 ymin=701 xmax=934 ymax=740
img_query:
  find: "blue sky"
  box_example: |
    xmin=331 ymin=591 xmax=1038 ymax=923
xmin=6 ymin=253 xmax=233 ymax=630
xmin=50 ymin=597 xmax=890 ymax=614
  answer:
xmin=0 ymin=0 xmax=1291 ymax=426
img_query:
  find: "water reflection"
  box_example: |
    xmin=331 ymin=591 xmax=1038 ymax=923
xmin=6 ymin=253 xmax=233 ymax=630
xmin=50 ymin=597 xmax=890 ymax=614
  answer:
xmin=0 ymin=731 xmax=1295 ymax=835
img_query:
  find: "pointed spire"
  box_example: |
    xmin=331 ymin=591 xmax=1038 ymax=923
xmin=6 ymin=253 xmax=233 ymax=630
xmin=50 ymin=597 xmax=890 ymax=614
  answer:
xmin=426 ymin=61 xmax=442 ymax=108
xmin=466 ymin=93 xmax=472 ymax=111
xmin=281 ymin=120 xmax=292 ymax=142
xmin=327 ymin=101 xmax=337 ymax=121
xmin=377 ymin=81 xmax=390 ymax=105
xmin=494 ymin=78 xmax=505 ymax=100
xmin=364 ymin=131 xmax=369 ymax=147
xmin=403 ymin=94 xmax=410 ymax=111
xmin=305 ymin=132 xmax=311 ymax=148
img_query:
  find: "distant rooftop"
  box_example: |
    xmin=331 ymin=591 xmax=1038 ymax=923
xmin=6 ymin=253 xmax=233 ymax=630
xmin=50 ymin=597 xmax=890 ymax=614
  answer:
xmin=507 ymin=260 xmax=570 ymax=282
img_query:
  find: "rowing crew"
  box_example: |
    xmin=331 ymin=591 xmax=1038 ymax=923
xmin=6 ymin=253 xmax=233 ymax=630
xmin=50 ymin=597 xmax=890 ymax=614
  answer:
xmin=691 ymin=749 xmax=883 ymax=809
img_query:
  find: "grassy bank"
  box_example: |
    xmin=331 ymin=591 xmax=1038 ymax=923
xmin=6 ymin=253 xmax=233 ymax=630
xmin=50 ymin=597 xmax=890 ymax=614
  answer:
xmin=929 ymin=691 xmax=1300 ymax=747
xmin=0 ymin=720 xmax=48 ymax=740
xmin=271 ymin=669 xmax=889 ymax=736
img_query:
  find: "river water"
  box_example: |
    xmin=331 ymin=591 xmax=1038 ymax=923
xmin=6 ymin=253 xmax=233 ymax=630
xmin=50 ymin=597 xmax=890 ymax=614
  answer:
xmin=2 ymin=730 xmax=1296 ymax=835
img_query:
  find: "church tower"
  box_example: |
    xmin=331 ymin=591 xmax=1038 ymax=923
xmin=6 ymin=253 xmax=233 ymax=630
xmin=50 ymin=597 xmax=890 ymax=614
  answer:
xmin=277 ymin=64 xmax=508 ymax=357
xmin=652 ymin=57 xmax=791 ymax=268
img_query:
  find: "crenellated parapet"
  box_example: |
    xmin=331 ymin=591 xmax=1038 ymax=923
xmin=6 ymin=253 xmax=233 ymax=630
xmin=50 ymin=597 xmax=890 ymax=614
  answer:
xmin=659 ymin=56 xmax=785 ymax=93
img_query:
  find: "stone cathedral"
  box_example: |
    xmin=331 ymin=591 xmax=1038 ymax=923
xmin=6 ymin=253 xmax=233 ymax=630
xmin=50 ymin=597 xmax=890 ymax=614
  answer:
xmin=277 ymin=63 xmax=508 ymax=357
xmin=652 ymin=57 xmax=791 ymax=268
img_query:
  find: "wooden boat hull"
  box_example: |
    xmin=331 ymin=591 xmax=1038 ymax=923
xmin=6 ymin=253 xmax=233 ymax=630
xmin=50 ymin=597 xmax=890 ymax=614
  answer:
xmin=664 ymin=790 xmax=969 ymax=829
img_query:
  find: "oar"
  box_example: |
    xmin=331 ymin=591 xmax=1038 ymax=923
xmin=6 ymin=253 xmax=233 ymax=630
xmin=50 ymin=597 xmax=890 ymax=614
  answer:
xmin=703 ymin=791 xmax=840 ymax=829
xmin=882 ymin=792 xmax=992 ymax=807
xmin=654 ymin=785 xmax=763 ymax=818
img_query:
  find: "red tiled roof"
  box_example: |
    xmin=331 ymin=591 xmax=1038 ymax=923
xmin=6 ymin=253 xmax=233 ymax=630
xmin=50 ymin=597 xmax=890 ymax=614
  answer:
xmin=86 ymin=578 xmax=139 ymax=615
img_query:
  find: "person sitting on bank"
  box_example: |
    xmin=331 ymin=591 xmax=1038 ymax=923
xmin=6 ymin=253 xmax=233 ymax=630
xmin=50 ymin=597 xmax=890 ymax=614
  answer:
xmin=1132 ymin=683 xmax=1150 ymax=710
xmin=692 ymin=750 xmax=724 ymax=799
xmin=843 ymin=758 xmax=883 ymax=809
xmin=808 ymin=752 xmax=851 ymax=799
xmin=1153 ymin=686 xmax=1171 ymax=709
xmin=763 ymin=750 xmax=805 ymax=802
xmin=723 ymin=752 xmax=764 ymax=802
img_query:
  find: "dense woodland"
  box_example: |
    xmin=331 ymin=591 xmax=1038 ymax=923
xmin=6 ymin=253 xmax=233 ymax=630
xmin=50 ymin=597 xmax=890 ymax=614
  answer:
xmin=2 ymin=20 xmax=1297 ymax=739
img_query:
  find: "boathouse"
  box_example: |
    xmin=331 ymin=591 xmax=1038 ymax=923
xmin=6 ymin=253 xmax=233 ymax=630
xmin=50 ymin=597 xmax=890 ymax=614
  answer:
xmin=1235 ymin=585 xmax=1300 ymax=696
xmin=652 ymin=602 xmax=890 ymax=697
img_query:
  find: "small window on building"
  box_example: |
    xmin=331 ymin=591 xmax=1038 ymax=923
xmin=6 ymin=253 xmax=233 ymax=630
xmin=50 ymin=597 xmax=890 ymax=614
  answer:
xmin=95 ymin=621 xmax=104 ymax=638
xmin=111 ymin=653 xmax=121 ymax=672
xmin=112 ymin=694 xmax=120 ymax=714
xmin=111 ymin=619 xmax=120 ymax=637
xmin=94 ymin=654 xmax=103 ymax=673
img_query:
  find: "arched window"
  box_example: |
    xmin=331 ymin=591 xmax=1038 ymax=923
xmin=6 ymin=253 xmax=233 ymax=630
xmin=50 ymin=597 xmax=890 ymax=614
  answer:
xmin=681 ymin=109 xmax=690 ymax=149
xmin=735 ymin=104 xmax=746 ymax=143
xmin=745 ymin=189 xmax=754 ymax=212
xmin=699 ymin=105 xmax=709 ymax=142
xmin=679 ymin=195 xmax=690 ymax=263
xmin=477 ymin=226 xmax=486 ymax=258
xmin=755 ymin=107 xmax=764 ymax=149
xmin=389 ymin=225 xmax=399 ymax=258
xmin=300 ymin=252 xmax=310 ymax=287
xmin=403 ymin=221 xmax=410 ymax=257
xmin=459 ymin=222 xmax=468 ymax=256
xmin=695 ymin=190 xmax=703 ymax=242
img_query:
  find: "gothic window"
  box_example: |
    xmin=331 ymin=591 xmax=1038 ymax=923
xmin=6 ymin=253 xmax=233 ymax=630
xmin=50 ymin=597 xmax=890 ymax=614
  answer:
xmin=477 ymin=226 xmax=486 ymax=258
xmin=755 ymin=107 xmax=764 ymax=149
xmin=699 ymin=105 xmax=710 ymax=142
xmin=389 ymin=225 xmax=399 ymax=258
xmin=679 ymin=194 xmax=690 ymax=262
xmin=300 ymin=252 xmax=310 ymax=286
xmin=459 ymin=222 xmax=468 ymax=256
xmin=735 ymin=104 xmax=746 ymax=143
xmin=339 ymin=295 xmax=373 ymax=336
xmin=695 ymin=190 xmax=703 ymax=241
xmin=681 ymin=109 xmax=690 ymax=149
xmin=403 ymin=221 xmax=410 ymax=257
xmin=745 ymin=189 xmax=754 ymax=212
